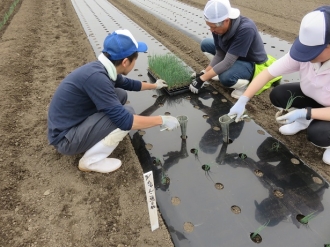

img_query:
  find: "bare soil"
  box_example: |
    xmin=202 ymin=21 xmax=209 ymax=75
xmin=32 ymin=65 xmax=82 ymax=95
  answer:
xmin=0 ymin=0 xmax=329 ymax=246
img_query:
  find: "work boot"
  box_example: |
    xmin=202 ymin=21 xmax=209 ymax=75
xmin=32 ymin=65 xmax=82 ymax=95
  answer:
xmin=230 ymin=79 xmax=249 ymax=99
xmin=78 ymin=141 xmax=121 ymax=173
xmin=279 ymin=118 xmax=312 ymax=135
xmin=78 ymin=128 xmax=128 ymax=173
xmin=322 ymin=148 xmax=330 ymax=165
xmin=203 ymin=52 xmax=214 ymax=61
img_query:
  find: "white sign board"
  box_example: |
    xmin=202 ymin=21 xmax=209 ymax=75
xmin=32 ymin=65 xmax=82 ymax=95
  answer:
xmin=143 ymin=171 xmax=159 ymax=231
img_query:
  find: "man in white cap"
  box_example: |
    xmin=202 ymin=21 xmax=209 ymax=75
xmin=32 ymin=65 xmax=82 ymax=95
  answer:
xmin=48 ymin=29 xmax=180 ymax=173
xmin=228 ymin=6 xmax=330 ymax=165
xmin=190 ymin=0 xmax=280 ymax=99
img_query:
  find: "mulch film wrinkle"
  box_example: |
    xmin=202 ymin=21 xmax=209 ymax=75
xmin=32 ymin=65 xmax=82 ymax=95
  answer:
xmin=72 ymin=0 xmax=330 ymax=246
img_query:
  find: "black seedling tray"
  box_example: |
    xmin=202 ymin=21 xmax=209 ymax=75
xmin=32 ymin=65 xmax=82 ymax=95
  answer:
xmin=147 ymin=69 xmax=191 ymax=96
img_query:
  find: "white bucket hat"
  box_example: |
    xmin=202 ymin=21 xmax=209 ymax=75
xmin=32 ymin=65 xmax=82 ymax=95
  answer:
xmin=204 ymin=0 xmax=240 ymax=23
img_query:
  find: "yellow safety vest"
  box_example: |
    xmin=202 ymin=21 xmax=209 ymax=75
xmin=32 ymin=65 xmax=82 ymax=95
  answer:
xmin=254 ymin=54 xmax=282 ymax=95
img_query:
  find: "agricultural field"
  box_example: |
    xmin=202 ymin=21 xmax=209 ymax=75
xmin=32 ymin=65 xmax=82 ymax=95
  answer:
xmin=0 ymin=0 xmax=329 ymax=246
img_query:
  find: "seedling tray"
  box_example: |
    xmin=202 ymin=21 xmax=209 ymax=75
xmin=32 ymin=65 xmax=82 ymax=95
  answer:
xmin=147 ymin=69 xmax=190 ymax=96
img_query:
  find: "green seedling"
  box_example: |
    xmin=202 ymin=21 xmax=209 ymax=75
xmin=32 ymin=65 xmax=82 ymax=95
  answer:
xmin=202 ymin=163 xmax=217 ymax=182
xmin=148 ymin=53 xmax=192 ymax=89
xmin=299 ymin=212 xmax=316 ymax=224
xmin=190 ymin=147 xmax=200 ymax=162
xmin=153 ymin=157 xmax=162 ymax=166
xmin=271 ymin=141 xmax=280 ymax=152
xmin=283 ymin=90 xmax=304 ymax=114
xmin=251 ymin=220 xmax=270 ymax=239
xmin=239 ymin=153 xmax=247 ymax=160
xmin=160 ymin=169 xmax=170 ymax=185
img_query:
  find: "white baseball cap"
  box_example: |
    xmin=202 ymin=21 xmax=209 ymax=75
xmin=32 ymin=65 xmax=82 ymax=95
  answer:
xmin=290 ymin=6 xmax=330 ymax=62
xmin=204 ymin=0 xmax=240 ymax=23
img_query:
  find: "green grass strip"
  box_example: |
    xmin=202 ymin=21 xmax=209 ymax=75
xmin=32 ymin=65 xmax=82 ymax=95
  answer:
xmin=148 ymin=53 xmax=192 ymax=89
xmin=0 ymin=0 xmax=21 ymax=30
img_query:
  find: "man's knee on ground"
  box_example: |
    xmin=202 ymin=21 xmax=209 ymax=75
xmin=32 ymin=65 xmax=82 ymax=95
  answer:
xmin=115 ymin=88 xmax=128 ymax=105
xmin=218 ymin=74 xmax=236 ymax=87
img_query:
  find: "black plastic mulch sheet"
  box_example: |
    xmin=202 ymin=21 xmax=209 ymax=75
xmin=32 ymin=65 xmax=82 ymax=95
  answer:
xmin=129 ymin=85 xmax=330 ymax=247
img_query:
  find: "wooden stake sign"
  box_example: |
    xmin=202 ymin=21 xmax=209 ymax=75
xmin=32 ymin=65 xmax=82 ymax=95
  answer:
xmin=143 ymin=171 xmax=159 ymax=231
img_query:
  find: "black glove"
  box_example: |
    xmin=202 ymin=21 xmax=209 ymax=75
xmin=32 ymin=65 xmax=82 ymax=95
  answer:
xmin=196 ymin=71 xmax=205 ymax=77
xmin=189 ymin=76 xmax=205 ymax=94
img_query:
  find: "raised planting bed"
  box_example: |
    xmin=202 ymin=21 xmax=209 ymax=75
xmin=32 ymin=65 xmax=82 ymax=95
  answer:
xmin=147 ymin=53 xmax=192 ymax=96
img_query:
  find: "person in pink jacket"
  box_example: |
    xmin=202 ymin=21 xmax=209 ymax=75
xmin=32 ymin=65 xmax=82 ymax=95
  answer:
xmin=228 ymin=6 xmax=330 ymax=165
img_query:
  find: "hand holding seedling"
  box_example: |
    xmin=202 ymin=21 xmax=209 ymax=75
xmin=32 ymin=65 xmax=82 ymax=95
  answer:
xmin=228 ymin=95 xmax=249 ymax=122
xmin=276 ymin=108 xmax=307 ymax=124
xmin=160 ymin=116 xmax=180 ymax=131
xmin=155 ymin=79 xmax=168 ymax=89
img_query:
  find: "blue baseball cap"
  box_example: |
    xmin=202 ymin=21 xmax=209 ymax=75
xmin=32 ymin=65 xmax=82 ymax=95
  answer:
xmin=102 ymin=29 xmax=148 ymax=60
xmin=290 ymin=6 xmax=330 ymax=62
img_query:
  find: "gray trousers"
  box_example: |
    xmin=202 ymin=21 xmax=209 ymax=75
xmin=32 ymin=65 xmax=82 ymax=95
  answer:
xmin=54 ymin=88 xmax=135 ymax=155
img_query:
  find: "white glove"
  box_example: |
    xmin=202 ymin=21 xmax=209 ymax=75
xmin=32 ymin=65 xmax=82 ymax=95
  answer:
xmin=160 ymin=116 xmax=180 ymax=131
xmin=276 ymin=109 xmax=307 ymax=124
xmin=155 ymin=79 xmax=168 ymax=89
xmin=228 ymin=95 xmax=250 ymax=122
xmin=191 ymin=69 xmax=206 ymax=78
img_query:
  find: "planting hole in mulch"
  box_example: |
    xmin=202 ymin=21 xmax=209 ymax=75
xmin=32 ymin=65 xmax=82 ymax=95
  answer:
xmin=213 ymin=126 xmax=220 ymax=131
xmin=227 ymin=139 xmax=233 ymax=144
xmin=194 ymin=105 xmax=200 ymax=109
xmin=273 ymin=189 xmax=284 ymax=198
xmin=190 ymin=148 xmax=198 ymax=155
xmin=231 ymin=205 xmax=241 ymax=214
xmin=183 ymin=222 xmax=194 ymax=233
xmin=239 ymin=153 xmax=247 ymax=160
xmin=171 ymin=197 xmax=181 ymax=206
xmin=203 ymin=115 xmax=209 ymax=119
xmin=180 ymin=135 xmax=188 ymax=140
xmin=152 ymin=95 xmax=158 ymax=98
xmin=254 ymin=169 xmax=264 ymax=177
xmin=212 ymin=91 xmax=218 ymax=94
xmin=138 ymin=130 xmax=146 ymax=136
xmin=145 ymin=143 xmax=153 ymax=150
xmin=313 ymin=177 xmax=323 ymax=184
xmin=250 ymin=233 xmax=263 ymax=243
xmin=221 ymin=99 xmax=227 ymax=102
xmin=152 ymin=158 xmax=162 ymax=166
xmin=291 ymin=158 xmax=300 ymax=165
xmin=244 ymin=118 xmax=251 ymax=122
xmin=202 ymin=164 xmax=210 ymax=172
xmin=161 ymin=176 xmax=170 ymax=185
xmin=215 ymin=183 xmax=224 ymax=190
xmin=257 ymin=130 xmax=265 ymax=135
xmin=185 ymin=95 xmax=191 ymax=100
xmin=296 ymin=214 xmax=308 ymax=224
xmin=158 ymin=103 xmax=164 ymax=107
xmin=164 ymin=112 xmax=171 ymax=115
